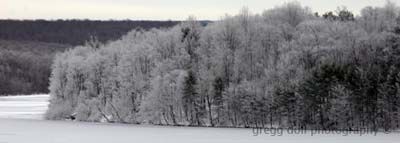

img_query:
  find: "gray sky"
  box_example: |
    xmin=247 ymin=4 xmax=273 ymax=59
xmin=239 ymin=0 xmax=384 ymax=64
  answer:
xmin=0 ymin=0 xmax=397 ymax=20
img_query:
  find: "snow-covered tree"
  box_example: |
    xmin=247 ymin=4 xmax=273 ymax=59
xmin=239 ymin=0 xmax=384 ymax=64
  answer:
xmin=46 ymin=2 xmax=400 ymax=131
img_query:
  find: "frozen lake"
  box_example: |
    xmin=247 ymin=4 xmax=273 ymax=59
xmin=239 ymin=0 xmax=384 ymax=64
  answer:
xmin=0 ymin=94 xmax=49 ymax=120
xmin=0 ymin=95 xmax=398 ymax=143
xmin=0 ymin=118 xmax=399 ymax=143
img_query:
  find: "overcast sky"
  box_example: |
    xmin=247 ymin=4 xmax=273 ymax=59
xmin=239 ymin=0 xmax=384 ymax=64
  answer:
xmin=0 ymin=0 xmax=397 ymax=20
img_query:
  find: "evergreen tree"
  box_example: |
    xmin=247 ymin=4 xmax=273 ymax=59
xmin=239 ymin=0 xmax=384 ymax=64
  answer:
xmin=212 ymin=77 xmax=224 ymax=125
xmin=182 ymin=70 xmax=199 ymax=125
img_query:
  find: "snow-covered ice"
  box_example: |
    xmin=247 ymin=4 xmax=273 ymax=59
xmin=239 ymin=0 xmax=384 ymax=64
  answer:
xmin=0 ymin=118 xmax=398 ymax=143
xmin=0 ymin=95 xmax=398 ymax=143
xmin=0 ymin=94 xmax=49 ymax=120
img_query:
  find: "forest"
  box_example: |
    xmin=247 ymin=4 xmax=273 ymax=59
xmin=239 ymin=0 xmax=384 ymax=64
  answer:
xmin=0 ymin=20 xmax=180 ymax=95
xmin=0 ymin=40 xmax=69 ymax=95
xmin=0 ymin=20 xmax=180 ymax=45
xmin=46 ymin=2 xmax=400 ymax=131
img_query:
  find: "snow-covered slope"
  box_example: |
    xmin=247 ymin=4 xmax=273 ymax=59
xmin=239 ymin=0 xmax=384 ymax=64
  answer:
xmin=0 ymin=94 xmax=49 ymax=119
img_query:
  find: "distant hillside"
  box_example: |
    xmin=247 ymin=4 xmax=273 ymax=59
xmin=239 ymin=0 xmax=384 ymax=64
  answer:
xmin=0 ymin=20 xmax=180 ymax=45
xmin=0 ymin=20 xmax=183 ymax=95
xmin=0 ymin=40 xmax=70 ymax=95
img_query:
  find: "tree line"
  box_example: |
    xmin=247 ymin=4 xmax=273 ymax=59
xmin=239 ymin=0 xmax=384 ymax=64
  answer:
xmin=0 ymin=20 xmax=180 ymax=45
xmin=46 ymin=2 xmax=400 ymax=131
xmin=0 ymin=40 xmax=69 ymax=95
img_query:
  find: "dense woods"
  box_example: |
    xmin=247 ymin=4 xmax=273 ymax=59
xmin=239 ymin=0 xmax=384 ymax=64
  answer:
xmin=0 ymin=40 xmax=69 ymax=95
xmin=0 ymin=20 xmax=180 ymax=95
xmin=47 ymin=2 xmax=400 ymax=131
xmin=0 ymin=20 xmax=180 ymax=45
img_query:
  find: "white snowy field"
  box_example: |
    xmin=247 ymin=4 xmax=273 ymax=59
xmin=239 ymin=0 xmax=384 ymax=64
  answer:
xmin=0 ymin=95 xmax=398 ymax=143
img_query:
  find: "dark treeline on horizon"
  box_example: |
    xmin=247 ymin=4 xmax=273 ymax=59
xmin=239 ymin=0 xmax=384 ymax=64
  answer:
xmin=0 ymin=20 xmax=183 ymax=96
xmin=0 ymin=40 xmax=69 ymax=95
xmin=0 ymin=19 xmax=181 ymax=45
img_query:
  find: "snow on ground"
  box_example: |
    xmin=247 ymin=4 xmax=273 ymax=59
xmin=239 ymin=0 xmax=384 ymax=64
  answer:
xmin=0 ymin=95 xmax=398 ymax=143
xmin=0 ymin=94 xmax=49 ymax=120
